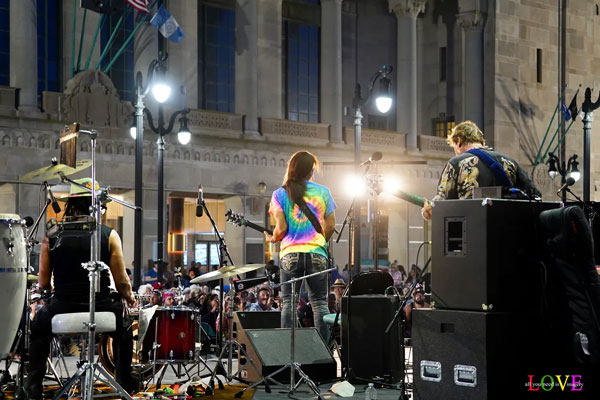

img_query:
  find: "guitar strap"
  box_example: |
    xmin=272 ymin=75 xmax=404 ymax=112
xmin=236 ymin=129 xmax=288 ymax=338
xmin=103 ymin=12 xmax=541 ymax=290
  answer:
xmin=466 ymin=148 xmax=513 ymax=187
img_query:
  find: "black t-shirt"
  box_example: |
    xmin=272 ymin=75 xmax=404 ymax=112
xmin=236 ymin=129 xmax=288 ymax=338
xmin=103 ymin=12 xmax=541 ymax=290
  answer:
xmin=50 ymin=225 xmax=112 ymax=302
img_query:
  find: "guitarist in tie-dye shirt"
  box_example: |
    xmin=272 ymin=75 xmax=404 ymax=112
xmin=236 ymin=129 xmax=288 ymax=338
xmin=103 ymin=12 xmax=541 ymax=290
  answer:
xmin=265 ymin=151 xmax=336 ymax=343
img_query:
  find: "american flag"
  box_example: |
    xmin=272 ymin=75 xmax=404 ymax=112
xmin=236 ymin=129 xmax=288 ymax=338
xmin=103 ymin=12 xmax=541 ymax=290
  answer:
xmin=125 ymin=0 xmax=150 ymax=14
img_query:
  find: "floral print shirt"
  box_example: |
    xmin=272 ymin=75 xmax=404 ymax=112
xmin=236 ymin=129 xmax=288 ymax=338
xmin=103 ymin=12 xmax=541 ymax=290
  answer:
xmin=433 ymin=148 xmax=540 ymax=201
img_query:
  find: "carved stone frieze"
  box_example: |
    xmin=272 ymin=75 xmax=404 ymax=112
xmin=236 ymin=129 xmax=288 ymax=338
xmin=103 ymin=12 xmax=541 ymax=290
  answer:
xmin=260 ymin=118 xmax=329 ymax=142
xmin=60 ymin=70 xmax=134 ymax=128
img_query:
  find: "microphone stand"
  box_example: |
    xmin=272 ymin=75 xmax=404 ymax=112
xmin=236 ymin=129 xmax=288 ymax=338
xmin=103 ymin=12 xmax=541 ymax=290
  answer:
xmin=385 ymin=256 xmax=432 ymax=400
xmin=334 ymin=161 xmax=372 ymax=381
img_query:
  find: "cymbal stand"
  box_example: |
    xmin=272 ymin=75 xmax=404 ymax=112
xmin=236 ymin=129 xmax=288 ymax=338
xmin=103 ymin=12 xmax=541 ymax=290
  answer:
xmin=53 ymin=130 xmax=138 ymax=400
xmin=208 ymin=280 xmax=265 ymax=393
xmin=236 ymin=267 xmax=335 ymax=399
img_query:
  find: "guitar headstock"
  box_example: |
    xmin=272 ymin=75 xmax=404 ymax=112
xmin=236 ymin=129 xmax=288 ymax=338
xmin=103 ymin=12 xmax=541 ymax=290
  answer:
xmin=225 ymin=209 xmax=247 ymax=227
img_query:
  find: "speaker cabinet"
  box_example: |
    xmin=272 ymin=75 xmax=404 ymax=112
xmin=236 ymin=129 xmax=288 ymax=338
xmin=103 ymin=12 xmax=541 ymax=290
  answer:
xmin=413 ymin=309 xmax=521 ymax=400
xmin=431 ymin=199 xmax=559 ymax=311
xmin=341 ymin=295 xmax=404 ymax=383
xmin=237 ymin=328 xmax=336 ymax=383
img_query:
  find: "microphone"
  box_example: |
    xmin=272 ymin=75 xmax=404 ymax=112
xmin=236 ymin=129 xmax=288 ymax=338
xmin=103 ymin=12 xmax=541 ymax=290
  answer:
xmin=557 ymin=177 xmax=576 ymax=195
xmin=196 ymin=185 xmax=204 ymax=217
xmin=44 ymin=182 xmax=61 ymax=214
xmin=359 ymin=151 xmax=383 ymax=166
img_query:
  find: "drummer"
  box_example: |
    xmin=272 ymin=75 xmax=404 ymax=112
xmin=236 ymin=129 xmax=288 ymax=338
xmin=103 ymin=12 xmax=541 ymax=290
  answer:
xmin=25 ymin=178 xmax=138 ymax=399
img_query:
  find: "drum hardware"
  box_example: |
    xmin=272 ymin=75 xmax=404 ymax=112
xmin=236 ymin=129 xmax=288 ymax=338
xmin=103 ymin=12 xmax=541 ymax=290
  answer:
xmin=51 ymin=128 xmax=139 ymax=400
xmin=19 ymin=158 xmax=92 ymax=183
xmin=236 ymin=267 xmax=336 ymax=399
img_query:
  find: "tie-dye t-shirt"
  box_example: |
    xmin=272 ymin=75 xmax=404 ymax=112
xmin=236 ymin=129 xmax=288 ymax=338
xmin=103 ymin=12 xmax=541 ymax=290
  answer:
xmin=269 ymin=181 xmax=336 ymax=258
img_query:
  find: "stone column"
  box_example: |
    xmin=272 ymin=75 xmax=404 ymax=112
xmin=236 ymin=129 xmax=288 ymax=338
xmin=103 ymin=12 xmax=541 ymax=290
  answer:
xmin=458 ymin=9 xmax=485 ymax=129
xmin=10 ymin=0 xmax=38 ymax=113
xmin=257 ymin=0 xmax=282 ymax=119
xmin=236 ymin=0 xmax=259 ymax=135
xmin=389 ymin=0 xmax=426 ymax=151
xmin=321 ymin=0 xmax=343 ymax=143
xmin=168 ymin=1 xmax=199 ymax=109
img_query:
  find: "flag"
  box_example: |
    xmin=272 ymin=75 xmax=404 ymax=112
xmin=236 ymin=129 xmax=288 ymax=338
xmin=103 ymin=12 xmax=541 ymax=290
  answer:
xmin=81 ymin=0 xmax=110 ymax=13
xmin=560 ymin=101 xmax=571 ymax=121
xmin=568 ymin=92 xmax=578 ymax=121
xmin=150 ymin=4 xmax=184 ymax=43
xmin=126 ymin=0 xmax=150 ymax=14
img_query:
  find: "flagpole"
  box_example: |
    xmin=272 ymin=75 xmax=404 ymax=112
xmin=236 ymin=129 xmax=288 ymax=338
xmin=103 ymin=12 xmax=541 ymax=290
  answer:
xmin=103 ymin=0 xmax=159 ymax=74
xmin=70 ymin=0 xmax=77 ymax=78
xmin=76 ymin=8 xmax=88 ymax=73
xmin=84 ymin=14 xmax=105 ymax=71
xmin=533 ymin=100 xmax=560 ymax=165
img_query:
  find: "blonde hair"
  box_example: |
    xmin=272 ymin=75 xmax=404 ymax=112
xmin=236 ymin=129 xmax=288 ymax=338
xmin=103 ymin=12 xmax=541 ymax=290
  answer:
xmin=446 ymin=120 xmax=485 ymax=146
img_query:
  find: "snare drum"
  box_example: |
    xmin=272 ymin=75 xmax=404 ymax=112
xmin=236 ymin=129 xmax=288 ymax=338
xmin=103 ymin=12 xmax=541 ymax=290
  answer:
xmin=142 ymin=306 xmax=199 ymax=363
xmin=0 ymin=215 xmax=27 ymax=358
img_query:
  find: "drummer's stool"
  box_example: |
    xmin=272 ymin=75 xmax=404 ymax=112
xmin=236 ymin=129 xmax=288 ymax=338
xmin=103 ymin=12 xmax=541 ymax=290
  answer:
xmin=51 ymin=312 xmax=116 ymax=386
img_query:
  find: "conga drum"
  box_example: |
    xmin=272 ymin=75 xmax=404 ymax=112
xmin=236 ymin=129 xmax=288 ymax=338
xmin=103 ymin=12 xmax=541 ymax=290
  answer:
xmin=0 ymin=215 xmax=27 ymax=358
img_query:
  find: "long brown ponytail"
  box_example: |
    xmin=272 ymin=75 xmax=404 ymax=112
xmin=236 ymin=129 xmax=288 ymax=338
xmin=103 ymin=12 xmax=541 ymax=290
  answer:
xmin=283 ymin=151 xmax=320 ymax=203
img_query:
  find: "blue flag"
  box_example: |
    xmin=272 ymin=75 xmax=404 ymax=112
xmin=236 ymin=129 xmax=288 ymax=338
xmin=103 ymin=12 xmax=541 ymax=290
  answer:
xmin=560 ymin=101 xmax=571 ymax=121
xmin=150 ymin=4 xmax=184 ymax=43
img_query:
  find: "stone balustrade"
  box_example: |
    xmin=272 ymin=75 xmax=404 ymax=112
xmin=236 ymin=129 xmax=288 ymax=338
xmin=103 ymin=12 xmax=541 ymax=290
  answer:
xmin=260 ymin=117 xmax=330 ymax=145
xmin=0 ymin=86 xmax=18 ymax=116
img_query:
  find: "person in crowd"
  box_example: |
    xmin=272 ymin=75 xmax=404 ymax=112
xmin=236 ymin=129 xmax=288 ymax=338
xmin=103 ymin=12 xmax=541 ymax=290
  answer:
xmin=264 ymin=150 xmax=336 ymax=343
xmin=200 ymin=293 xmax=220 ymax=332
xmin=26 ymin=178 xmax=137 ymax=398
xmin=404 ymin=285 xmax=430 ymax=338
xmin=144 ymin=262 xmax=158 ymax=285
xmin=330 ymin=278 xmax=345 ymax=313
xmin=389 ymin=263 xmax=403 ymax=288
xmin=247 ymin=286 xmax=275 ymax=311
xmin=162 ymin=291 xmax=176 ymax=307
xmin=421 ymin=120 xmax=540 ymax=220
xmin=147 ymin=290 xmax=162 ymax=307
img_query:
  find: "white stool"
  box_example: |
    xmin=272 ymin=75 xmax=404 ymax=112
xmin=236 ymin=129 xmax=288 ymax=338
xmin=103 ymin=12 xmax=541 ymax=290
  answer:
xmin=50 ymin=312 xmax=122 ymax=400
xmin=51 ymin=312 xmax=116 ymax=335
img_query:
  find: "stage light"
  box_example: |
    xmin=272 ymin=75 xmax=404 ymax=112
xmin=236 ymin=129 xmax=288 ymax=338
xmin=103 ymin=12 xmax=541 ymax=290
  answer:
xmin=381 ymin=175 xmax=401 ymax=194
xmin=344 ymin=174 xmax=367 ymax=197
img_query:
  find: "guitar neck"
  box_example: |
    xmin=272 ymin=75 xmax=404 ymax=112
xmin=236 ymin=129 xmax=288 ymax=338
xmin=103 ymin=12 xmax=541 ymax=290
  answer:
xmin=392 ymin=190 xmax=426 ymax=207
xmin=245 ymin=221 xmax=273 ymax=236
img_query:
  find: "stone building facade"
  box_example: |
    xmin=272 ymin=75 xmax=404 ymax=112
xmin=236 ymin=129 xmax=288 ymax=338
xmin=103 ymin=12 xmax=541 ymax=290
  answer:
xmin=1 ymin=0 xmax=599 ymax=281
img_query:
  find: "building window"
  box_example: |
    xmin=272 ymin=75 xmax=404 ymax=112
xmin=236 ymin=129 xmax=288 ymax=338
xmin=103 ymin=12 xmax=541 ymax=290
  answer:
xmin=439 ymin=46 xmax=447 ymax=82
xmin=37 ymin=0 xmax=60 ymax=96
xmin=433 ymin=116 xmax=455 ymax=138
xmin=285 ymin=21 xmax=319 ymax=123
xmin=198 ymin=5 xmax=235 ymax=113
xmin=100 ymin=3 xmax=134 ymax=102
xmin=0 ymin=0 xmax=9 ymax=86
xmin=536 ymin=48 xmax=542 ymax=83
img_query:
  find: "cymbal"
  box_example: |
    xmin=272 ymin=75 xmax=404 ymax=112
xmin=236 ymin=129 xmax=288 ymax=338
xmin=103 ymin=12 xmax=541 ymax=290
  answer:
xmin=20 ymin=159 xmax=92 ymax=183
xmin=190 ymin=264 xmax=265 ymax=284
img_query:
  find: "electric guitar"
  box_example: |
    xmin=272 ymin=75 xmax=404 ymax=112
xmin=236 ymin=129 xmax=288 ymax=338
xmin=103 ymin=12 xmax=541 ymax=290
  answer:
xmin=392 ymin=190 xmax=427 ymax=207
xmin=225 ymin=209 xmax=273 ymax=235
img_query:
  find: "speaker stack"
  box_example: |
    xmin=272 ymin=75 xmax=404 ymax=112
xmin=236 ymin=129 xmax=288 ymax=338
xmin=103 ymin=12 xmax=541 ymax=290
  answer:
xmin=413 ymin=199 xmax=560 ymax=399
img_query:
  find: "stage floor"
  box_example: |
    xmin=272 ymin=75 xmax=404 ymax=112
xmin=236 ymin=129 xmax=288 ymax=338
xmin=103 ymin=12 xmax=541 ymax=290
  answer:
xmin=4 ymin=348 xmax=414 ymax=399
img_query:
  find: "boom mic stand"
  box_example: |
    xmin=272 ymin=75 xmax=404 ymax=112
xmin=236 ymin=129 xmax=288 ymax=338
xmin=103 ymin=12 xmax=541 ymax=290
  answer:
xmin=236 ymin=267 xmax=335 ymax=399
xmin=385 ymin=254 xmax=431 ymax=400
xmin=52 ymin=129 xmax=139 ymax=400
xmin=334 ymin=159 xmax=374 ymax=381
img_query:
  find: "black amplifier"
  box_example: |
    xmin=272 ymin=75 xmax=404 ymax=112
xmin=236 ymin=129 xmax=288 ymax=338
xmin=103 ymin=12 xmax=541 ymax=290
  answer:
xmin=431 ymin=199 xmax=560 ymax=311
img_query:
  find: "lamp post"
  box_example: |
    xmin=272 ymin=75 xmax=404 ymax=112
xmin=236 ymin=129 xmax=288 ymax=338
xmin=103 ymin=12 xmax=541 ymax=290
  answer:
xmin=132 ymin=52 xmax=191 ymax=286
xmin=547 ymin=151 xmax=580 ymax=200
xmin=351 ymin=65 xmax=393 ymax=275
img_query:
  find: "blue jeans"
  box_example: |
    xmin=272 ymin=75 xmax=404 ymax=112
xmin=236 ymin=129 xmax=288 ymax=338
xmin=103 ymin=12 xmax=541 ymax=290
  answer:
xmin=280 ymin=252 xmax=330 ymax=344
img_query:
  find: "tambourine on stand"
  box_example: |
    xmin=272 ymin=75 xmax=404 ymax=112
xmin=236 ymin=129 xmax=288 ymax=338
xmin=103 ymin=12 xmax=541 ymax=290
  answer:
xmin=50 ymin=128 xmax=140 ymax=400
